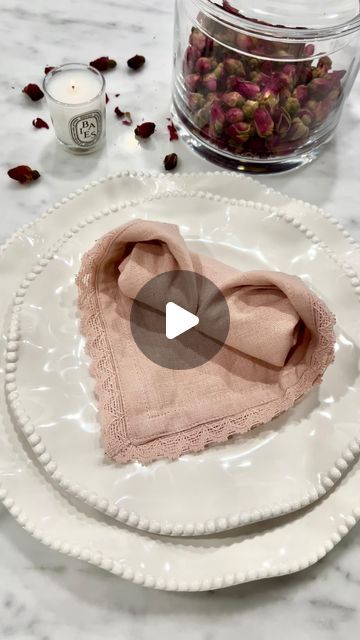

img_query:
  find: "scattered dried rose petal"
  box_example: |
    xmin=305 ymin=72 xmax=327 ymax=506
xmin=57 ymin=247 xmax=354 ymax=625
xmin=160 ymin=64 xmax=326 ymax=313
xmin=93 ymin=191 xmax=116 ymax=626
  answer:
xmin=167 ymin=121 xmax=179 ymax=141
xmin=32 ymin=117 xmax=49 ymax=129
xmin=106 ymin=93 xmax=109 ymax=104
xmin=44 ymin=66 xmax=55 ymax=75
xmin=7 ymin=165 xmax=40 ymax=184
xmin=115 ymin=93 xmax=120 ymax=97
xmin=114 ymin=107 xmax=133 ymax=124
xmin=22 ymin=83 xmax=44 ymax=101
xmin=127 ymin=54 xmax=145 ymax=70
xmin=90 ymin=57 xmax=117 ymax=71
xmin=163 ymin=153 xmax=178 ymax=171
xmin=134 ymin=122 xmax=156 ymax=138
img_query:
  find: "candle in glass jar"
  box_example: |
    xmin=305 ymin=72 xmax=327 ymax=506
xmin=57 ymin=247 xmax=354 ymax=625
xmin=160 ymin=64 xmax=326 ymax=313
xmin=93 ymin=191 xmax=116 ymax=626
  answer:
xmin=43 ymin=63 xmax=106 ymax=153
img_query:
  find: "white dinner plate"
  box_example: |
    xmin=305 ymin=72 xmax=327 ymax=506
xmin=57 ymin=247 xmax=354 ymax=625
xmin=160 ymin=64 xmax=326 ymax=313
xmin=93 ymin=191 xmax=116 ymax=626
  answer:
xmin=5 ymin=183 xmax=360 ymax=536
xmin=1 ymin=171 xmax=360 ymax=590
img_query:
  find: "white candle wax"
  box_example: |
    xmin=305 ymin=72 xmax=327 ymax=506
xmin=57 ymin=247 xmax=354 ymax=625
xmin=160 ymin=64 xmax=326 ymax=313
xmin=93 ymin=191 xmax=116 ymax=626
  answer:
xmin=44 ymin=64 xmax=106 ymax=151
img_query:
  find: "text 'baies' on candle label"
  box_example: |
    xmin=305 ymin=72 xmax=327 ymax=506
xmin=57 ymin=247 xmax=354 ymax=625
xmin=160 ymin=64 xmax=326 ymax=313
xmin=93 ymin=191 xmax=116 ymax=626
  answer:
xmin=69 ymin=110 xmax=102 ymax=147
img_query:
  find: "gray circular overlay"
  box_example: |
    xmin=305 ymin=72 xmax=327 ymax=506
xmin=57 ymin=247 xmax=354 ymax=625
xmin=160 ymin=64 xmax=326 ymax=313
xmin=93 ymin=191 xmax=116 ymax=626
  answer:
xmin=130 ymin=270 xmax=230 ymax=370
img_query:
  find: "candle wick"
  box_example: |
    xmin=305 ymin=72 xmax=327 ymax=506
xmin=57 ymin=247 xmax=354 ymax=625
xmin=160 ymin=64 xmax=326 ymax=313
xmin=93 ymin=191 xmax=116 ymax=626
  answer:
xmin=71 ymin=84 xmax=75 ymax=90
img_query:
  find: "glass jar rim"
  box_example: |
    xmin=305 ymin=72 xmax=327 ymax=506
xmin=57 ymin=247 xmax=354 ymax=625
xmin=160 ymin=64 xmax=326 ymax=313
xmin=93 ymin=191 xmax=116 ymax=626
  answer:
xmin=195 ymin=0 xmax=360 ymax=40
xmin=43 ymin=63 xmax=105 ymax=107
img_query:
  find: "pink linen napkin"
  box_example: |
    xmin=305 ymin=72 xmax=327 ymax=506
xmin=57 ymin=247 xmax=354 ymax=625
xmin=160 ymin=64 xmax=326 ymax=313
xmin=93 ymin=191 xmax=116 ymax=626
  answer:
xmin=76 ymin=219 xmax=336 ymax=465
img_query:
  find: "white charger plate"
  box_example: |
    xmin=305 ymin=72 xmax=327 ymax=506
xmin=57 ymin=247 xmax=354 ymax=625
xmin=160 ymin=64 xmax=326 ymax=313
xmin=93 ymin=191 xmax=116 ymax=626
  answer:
xmin=5 ymin=183 xmax=360 ymax=536
xmin=1 ymin=171 xmax=360 ymax=591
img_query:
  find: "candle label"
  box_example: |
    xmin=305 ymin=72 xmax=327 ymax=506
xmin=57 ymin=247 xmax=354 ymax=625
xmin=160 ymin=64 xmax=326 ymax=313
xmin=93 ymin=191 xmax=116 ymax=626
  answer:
xmin=69 ymin=110 xmax=102 ymax=147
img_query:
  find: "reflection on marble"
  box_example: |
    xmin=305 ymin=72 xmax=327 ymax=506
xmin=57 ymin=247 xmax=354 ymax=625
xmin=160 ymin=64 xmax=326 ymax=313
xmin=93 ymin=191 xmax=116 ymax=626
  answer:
xmin=1 ymin=0 xmax=360 ymax=637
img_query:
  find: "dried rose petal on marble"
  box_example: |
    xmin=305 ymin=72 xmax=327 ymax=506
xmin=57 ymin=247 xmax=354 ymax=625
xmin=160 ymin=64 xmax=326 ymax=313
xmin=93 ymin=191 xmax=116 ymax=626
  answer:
xmin=44 ymin=66 xmax=55 ymax=75
xmin=167 ymin=121 xmax=179 ymax=141
xmin=32 ymin=117 xmax=49 ymax=129
xmin=163 ymin=153 xmax=178 ymax=171
xmin=22 ymin=83 xmax=44 ymax=101
xmin=90 ymin=57 xmax=117 ymax=71
xmin=106 ymin=93 xmax=109 ymax=104
xmin=134 ymin=122 xmax=156 ymax=138
xmin=127 ymin=54 xmax=146 ymax=70
xmin=7 ymin=165 xmax=40 ymax=184
xmin=115 ymin=107 xmax=132 ymax=124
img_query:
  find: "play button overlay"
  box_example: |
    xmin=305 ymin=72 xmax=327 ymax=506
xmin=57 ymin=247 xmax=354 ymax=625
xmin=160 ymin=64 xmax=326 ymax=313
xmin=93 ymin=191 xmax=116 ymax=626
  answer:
xmin=166 ymin=302 xmax=199 ymax=340
xmin=130 ymin=270 xmax=230 ymax=370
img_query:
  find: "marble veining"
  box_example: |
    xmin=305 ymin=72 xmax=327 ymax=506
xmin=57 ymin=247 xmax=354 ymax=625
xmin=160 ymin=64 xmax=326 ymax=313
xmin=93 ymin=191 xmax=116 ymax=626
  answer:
xmin=1 ymin=0 xmax=360 ymax=637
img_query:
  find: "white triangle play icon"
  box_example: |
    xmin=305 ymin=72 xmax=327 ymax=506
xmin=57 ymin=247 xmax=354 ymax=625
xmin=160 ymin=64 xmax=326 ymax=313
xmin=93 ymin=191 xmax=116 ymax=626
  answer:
xmin=165 ymin=302 xmax=199 ymax=340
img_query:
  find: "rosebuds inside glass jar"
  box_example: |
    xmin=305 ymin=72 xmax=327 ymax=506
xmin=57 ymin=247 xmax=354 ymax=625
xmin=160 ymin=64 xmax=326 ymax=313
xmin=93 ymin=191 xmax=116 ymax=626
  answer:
xmin=172 ymin=0 xmax=360 ymax=172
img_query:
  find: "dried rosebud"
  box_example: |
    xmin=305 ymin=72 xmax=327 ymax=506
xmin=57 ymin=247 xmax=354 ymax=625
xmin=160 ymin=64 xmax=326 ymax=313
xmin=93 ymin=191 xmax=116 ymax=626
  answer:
xmin=213 ymin=63 xmax=225 ymax=80
xmin=134 ymin=122 xmax=155 ymax=138
xmin=313 ymin=55 xmax=332 ymax=78
xmin=253 ymin=107 xmax=274 ymax=137
xmin=184 ymin=45 xmax=201 ymax=72
xmin=114 ymin=106 xmax=125 ymax=118
xmin=248 ymin=58 xmax=261 ymax=71
xmin=90 ymin=57 xmax=117 ymax=71
xmin=287 ymin=117 xmax=309 ymax=141
xmin=292 ymin=85 xmax=308 ymax=106
xmin=298 ymin=108 xmax=314 ymax=127
xmin=306 ymin=99 xmax=318 ymax=113
xmin=209 ymin=101 xmax=226 ymax=134
xmin=194 ymin=106 xmax=210 ymax=128
xmin=44 ymin=66 xmax=55 ymax=75
xmin=222 ymin=91 xmax=244 ymax=107
xmin=304 ymin=44 xmax=315 ymax=58
xmin=32 ymin=117 xmax=49 ymax=129
xmin=235 ymin=33 xmax=254 ymax=52
xmin=202 ymin=73 xmax=217 ymax=92
xmin=273 ymin=107 xmax=291 ymax=136
xmin=299 ymin=65 xmax=313 ymax=85
xmin=225 ymin=107 xmax=244 ymax=124
xmin=223 ymin=58 xmax=245 ymax=76
xmin=105 ymin=93 xmax=109 ymax=104
xmin=261 ymin=60 xmax=274 ymax=76
xmin=236 ymin=81 xmax=260 ymax=100
xmin=188 ymin=92 xmax=206 ymax=111
xmin=260 ymin=89 xmax=279 ymax=113
xmin=226 ymin=122 xmax=252 ymax=143
xmin=189 ymin=28 xmax=206 ymax=53
xmin=8 ymin=165 xmax=40 ymax=184
xmin=185 ymin=73 xmax=200 ymax=91
xmin=163 ymin=153 xmax=178 ymax=171
xmin=279 ymin=87 xmax=291 ymax=104
xmin=127 ymin=54 xmax=145 ymax=70
xmin=22 ymin=83 xmax=44 ymax=101
xmin=284 ymin=96 xmax=300 ymax=116
xmin=308 ymin=77 xmax=333 ymax=98
xmin=279 ymin=64 xmax=297 ymax=90
xmin=167 ymin=121 xmax=179 ymax=141
xmin=242 ymin=99 xmax=259 ymax=119
xmin=195 ymin=57 xmax=215 ymax=75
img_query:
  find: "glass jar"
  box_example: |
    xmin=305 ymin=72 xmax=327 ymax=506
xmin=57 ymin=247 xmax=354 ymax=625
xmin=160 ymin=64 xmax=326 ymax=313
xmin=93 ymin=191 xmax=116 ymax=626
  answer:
xmin=172 ymin=0 xmax=360 ymax=172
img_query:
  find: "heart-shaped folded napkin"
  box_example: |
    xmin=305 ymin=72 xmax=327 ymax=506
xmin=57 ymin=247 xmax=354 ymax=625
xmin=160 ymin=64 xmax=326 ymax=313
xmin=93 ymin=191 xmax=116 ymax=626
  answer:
xmin=76 ymin=219 xmax=336 ymax=465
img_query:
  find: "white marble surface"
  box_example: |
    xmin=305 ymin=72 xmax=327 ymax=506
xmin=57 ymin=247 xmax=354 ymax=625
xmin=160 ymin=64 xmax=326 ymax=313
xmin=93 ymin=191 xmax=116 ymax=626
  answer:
xmin=1 ymin=0 xmax=360 ymax=637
